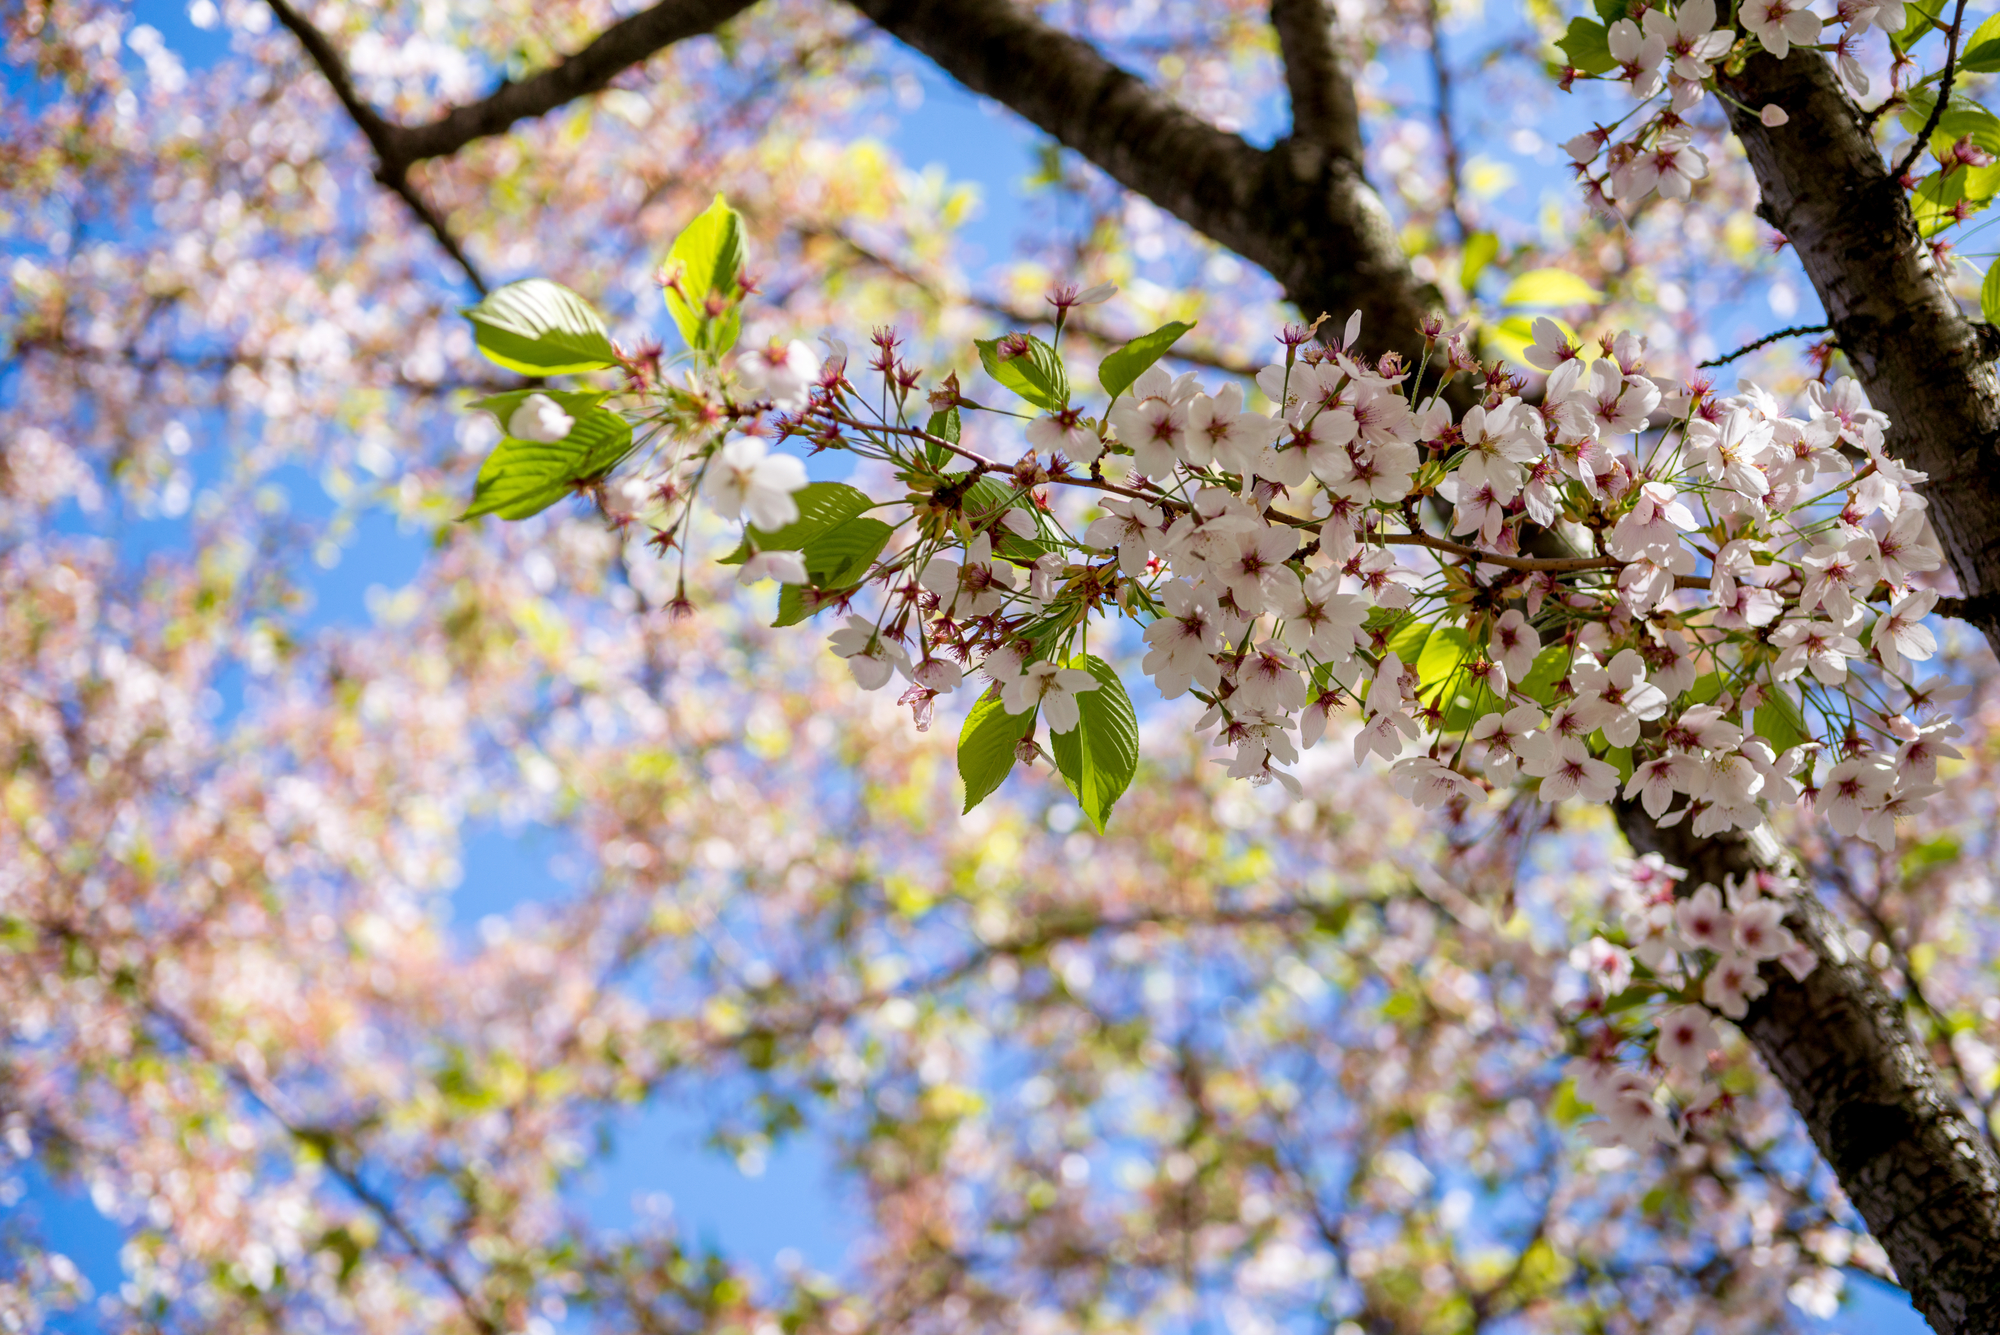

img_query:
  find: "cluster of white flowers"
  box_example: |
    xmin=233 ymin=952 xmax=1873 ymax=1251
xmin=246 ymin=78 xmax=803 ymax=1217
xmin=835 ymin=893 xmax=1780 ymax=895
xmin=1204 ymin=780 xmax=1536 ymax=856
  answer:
xmin=1568 ymin=853 xmax=1814 ymax=1149
xmin=1561 ymin=0 xmax=1905 ymax=209
xmin=789 ymin=310 xmax=1951 ymax=856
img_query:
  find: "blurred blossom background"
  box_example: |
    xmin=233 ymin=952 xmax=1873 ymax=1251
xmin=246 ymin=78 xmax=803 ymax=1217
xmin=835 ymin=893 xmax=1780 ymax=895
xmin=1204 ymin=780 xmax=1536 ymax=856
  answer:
xmin=3 ymin=0 xmax=1994 ymax=1331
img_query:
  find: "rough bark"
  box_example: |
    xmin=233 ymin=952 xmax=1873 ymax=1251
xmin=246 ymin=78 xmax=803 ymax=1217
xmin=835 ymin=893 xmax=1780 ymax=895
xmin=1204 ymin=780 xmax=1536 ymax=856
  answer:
xmin=1270 ymin=0 xmax=1365 ymax=160
xmin=848 ymin=0 xmax=1442 ymax=364
xmin=1621 ymin=807 xmax=2000 ymax=1334
xmin=1720 ymin=49 xmax=2000 ymax=647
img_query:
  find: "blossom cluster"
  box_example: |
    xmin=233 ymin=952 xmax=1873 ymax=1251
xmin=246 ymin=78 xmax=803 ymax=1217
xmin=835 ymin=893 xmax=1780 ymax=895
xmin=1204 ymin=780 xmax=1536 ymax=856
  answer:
xmin=607 ymin=300 xmax=1953 ymax=855
xmin=1567 ymin=853 xmax=1819 ymax=1149
xmin=1557 ymin=0 xmax=1912 ymax=212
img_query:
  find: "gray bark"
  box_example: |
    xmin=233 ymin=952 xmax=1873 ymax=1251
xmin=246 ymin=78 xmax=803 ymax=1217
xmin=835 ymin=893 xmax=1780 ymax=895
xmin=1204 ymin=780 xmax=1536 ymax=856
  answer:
xmin=1721 ymin=49 xmax=2000 ymax=647
xmin=1622 ymin=809 xmax=2000 ymax=1334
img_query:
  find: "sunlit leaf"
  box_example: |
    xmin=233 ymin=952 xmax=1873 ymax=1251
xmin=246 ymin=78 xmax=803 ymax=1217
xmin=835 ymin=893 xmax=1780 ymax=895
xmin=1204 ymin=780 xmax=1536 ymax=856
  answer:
xmin=1097 ymin=320 xmax=1195 ymax=400
xmin=1046 ymin=655 xmax=1138 ymax=833
xmin=959 ymin=685 xmax=1036 ymax=813
xmin=663 ymin=193 xmax=747 ymax=355
xmin=465 ymin=279 xmax=618 ymax=375
xmin=463 ymin=398 xmax=633 ymax=520
xmin=1500 ymin=267 xmax=1604 ymax=307
xmin=977 ymin=334 xmax=1069 ymax=411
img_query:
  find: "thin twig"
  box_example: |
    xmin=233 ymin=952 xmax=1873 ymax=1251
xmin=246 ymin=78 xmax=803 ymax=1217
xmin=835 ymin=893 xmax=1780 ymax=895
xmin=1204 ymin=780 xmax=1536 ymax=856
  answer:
xmin=264 ymin=0 xmax=489 ymax=293
xmin=1893 ymin=0 xmax=1972 ymax=182
xmin=1697 ymin=324 xmax=1832 ymax=368
xmin=822 ymin=411 xmax=1719 ymax=584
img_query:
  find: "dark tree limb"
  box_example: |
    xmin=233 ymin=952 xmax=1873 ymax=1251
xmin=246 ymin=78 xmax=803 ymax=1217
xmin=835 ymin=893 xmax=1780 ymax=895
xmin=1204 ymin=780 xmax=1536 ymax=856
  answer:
xmin=265 ymin=0 xmax=492 ymax=292
xmin=1620 ymin=807 xmax=2000 ymax=1335
xmin=847 ymin=0 xmax=1442 ymax=366
xmin=1721 ymin=49 xmax=2000 ymax=651
xmin=380 ymin=0 xmax=761 ymax=167
xmin=1270 ymin=0 xmax=1365 ymax=162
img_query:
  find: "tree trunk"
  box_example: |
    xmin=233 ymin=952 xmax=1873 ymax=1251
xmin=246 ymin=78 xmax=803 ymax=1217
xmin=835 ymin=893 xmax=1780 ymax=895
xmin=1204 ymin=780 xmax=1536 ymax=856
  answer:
xmin=1620 ymin=807 xmax=2000 ymax=1333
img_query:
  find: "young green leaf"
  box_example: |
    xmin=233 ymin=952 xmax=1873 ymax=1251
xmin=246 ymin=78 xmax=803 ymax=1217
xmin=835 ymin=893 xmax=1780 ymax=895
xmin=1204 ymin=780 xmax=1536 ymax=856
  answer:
xmin=465 ymin=280 xmax=618 ymax=375
xmin=463 ymin=403 xmax=634 ymax=520
xmin=802 ymin=516 xmax=893 ymax=588
xmin=718 ymin=481 xmax=874 ymax=564
xmin=923 ymin=404 xmax=961 ymax=469
xmin=959 ymin=685 xmax=1037 ymax=813
xmin=1499 ymin=267 xmax=1603 ymax=307
xmin=1097 ymin=320 xmax=1195 ymax=399
xmin=663 ymin=193 xmax=747 ymax=355
xmin=1983 ymin=263 xmax=2000 ymax=328
xmin=976 ymin=334 xmax=1069 ymax=411
xmin=1459 ymin=231 xmax=1501 ymax=293
xmin=1515 ymin=644 xmax=1572 ymax=707
xmin=1555 ymin=17 xmax=1615 ymax=74
xmin=1754 ymin=688 xmax=1810 ymax=754
xmin=1046 ymin=655 xmax=1139 ymax=833
xmin=1962 ymin=11 xmax=2000 ymax=68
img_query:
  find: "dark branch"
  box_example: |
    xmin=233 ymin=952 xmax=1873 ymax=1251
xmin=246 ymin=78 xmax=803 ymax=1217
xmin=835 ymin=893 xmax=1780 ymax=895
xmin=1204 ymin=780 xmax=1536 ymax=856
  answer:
xmin=384 ymin=0 xmax=761 ymax=166
xmin=1696 ymin=322 xmax=1832 ymax=368
xmin=1269 ymin=0 xmax=1363 ymax=162
xmin=846 ymin=0 xmax=1440 ymax=365
xmin=264 ymin=0 xmax=490 ymax=293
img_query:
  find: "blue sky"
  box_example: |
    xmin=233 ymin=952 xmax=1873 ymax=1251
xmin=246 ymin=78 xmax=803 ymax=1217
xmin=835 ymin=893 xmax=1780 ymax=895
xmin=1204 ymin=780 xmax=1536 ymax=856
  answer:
xmin=7 ymin=2 xmax=1925 ymax=1330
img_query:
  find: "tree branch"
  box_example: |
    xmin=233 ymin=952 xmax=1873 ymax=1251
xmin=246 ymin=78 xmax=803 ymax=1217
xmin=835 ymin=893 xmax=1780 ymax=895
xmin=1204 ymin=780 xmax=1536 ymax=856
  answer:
xmin=1892 ymin=0 xmax=1971 ymax=182
xmin=1269 ymin=0 xmax=1364 ymax=163
xmin=264 ymin=0 xmax=491 ymax=293
xmin=1620 ymin=808 xmax=2000 ymax=1335
xmin=845 ymin=0 xmax=1442 ymax=366
xmin=381 ymin=0 xmax=762 ymax=167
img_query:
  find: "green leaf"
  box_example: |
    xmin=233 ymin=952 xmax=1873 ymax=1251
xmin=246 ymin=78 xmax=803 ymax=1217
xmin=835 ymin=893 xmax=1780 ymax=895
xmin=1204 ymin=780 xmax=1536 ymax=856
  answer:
xmin=464 ymin=279 xmax=618 ymax=375
xmin=1753 ymin=687 xmax=1809 ymax=754
xmin=770 ymin=583 xmax=817 ymax=628
xmin=1516 ymin=644 xmax=1571 ymax=707
xmin=1892 ymin=0 xmax=1947 ymax=49
xmin=1912 ymin=170 xmax=1981 ymax=236
xmin=923 ymin=405 xmax=961 ymax=469
xmin=1685 ymin=670 xmax=1727 ymax=707
xmin=1385 ymin=617 xmax=1435 ymax=666
xmin=1046 ymin=655 xmax=1139 ymax=833
xmin=662 ymin=193 xmax=747 ymax=356
xmin=1964 ymin=13 xmax=2000 ymax=69
xmin=1500 ymin=267 xmax=1604 ymax=307
xmin=1415 ymin=626 xmax=1472 ymax=691
xmin=1459 ymin=232 xmax=1500 ymax=294
xmin=463 ymin=399 xmax=634 ymax=520
xmin=1555 ymin=17 xmax=1615 ymax=75
xmin=958 ymin=684 xmax=1036 ymax=813
xmin=803 ymin=517 xmax=893 ymax=588
xmin=1592 ymin=0 xmax=1629 ymax=25
xmin=1982 ymin=263 xmax=2000 ymax=328
xmin=719 ymin=481 xmax=874 ymax=564
xmin=1097 ymin=320 xmax=1196 ymax=400
xmin=977 ymin=334 xmax=1070 ymax=411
